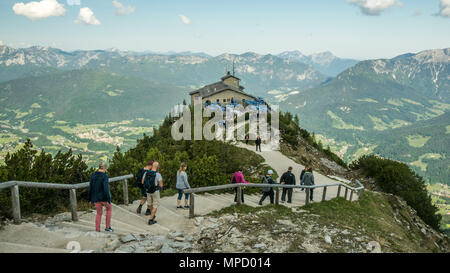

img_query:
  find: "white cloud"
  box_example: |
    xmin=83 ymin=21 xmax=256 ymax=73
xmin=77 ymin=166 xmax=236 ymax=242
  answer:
xmin=13 ymin=0 xmax=66 ymax=20
xmin=347 ymin=0 xmax=402 ymax=16
xmin=179 ymin=14 xmax=191 ymax=25
xmin=67 ymin=0 xmax=80 ymax=6
xmin=112 ymin=0 xmax=135 ymax=16
xmin=438 ymin=0 xmax=450 ymax=17
xmin=75 ymin=7 xmax=101 ymax=25
xmin=0 ymin=40 xmax=3 ymax=46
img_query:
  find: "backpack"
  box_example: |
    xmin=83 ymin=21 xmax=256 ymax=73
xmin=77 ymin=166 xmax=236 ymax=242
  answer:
xmin=231 ymin=174 xmax=237 ymax=184
xmin=135 ymin=168 xmax=146 ymax=188
xmin=261 ymin=176 xmax=271 ymax=193
xmin=144 ymin=170 xmax=158 ymax=193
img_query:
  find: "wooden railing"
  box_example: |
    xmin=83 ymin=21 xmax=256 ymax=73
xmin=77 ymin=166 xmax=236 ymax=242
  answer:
xmin=0 ymin=175 xmax=365 ymax=223
xmin=0 ymin=174 xmax=133 ymax=223
xmin=183 ymin=180 xmax=365 ymax=218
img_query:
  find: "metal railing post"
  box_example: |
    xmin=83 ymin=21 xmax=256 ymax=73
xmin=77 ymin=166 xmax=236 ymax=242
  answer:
xmin=275 ymin=187 xmax=280 ymax=205
xmin=189 ymin=193 xmax=195 ymax=218
xmin=11 ymin=185 xmax=21 ymax=223
xmin=305 ymin=188 xmax=310 ymax=205
xmin=122 ymin=179 xmax=129 ymax=205
xmin=344 ymin=187 xmax=349 ymax=200
xmin=69 ymin=188 xmax=78 ymax=222
xmin=322 ymin=186 xmax=327 ymax=202
xmin=237 ymin=186 xmax=242 ymax=205
xmin=349 ymin=190 xmax=354 ymax=201
xmin=359 ymin=188 xmax=364 ymax=198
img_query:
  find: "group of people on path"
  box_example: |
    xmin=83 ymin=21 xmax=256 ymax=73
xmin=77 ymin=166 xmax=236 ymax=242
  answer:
xmin=230 ymin=165 xmax=316 ymax=206
xmin=88 ymin=160 xmax=315 ymax=233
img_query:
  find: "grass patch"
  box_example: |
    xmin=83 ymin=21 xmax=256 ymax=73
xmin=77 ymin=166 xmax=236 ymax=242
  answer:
xmin=406 ymin=135 xmax=431 ymax=148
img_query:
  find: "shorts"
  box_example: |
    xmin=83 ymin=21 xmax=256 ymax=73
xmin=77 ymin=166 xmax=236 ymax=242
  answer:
xmin=140 ymin=187 xmax=147 ymax=198
xmin=147 ymin=191 xmax=160 ymax=209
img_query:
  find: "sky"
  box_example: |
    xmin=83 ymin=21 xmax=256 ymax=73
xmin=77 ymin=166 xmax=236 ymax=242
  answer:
xmin=0 ymin=0 xmax=449 ymax=60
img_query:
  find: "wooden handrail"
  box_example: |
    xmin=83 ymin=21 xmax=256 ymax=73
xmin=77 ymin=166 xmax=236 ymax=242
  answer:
xmin=0 ymin=174 xmax=134 ymax=223
xmin=184 ymin=179 xmax=365 ymax=218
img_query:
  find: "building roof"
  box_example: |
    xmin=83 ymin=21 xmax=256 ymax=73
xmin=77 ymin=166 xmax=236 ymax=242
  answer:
xmin=189 ymin=81 xmax=254 ymax=100
xmin=221 ymin=71 xmax=241 ymax=81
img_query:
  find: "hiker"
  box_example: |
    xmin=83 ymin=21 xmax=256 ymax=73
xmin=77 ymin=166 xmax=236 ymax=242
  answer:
xmin=88 ymin=162 xmax=113 ymax=233
xmin=299 ymin=166 xmax=307 ymax=191
xmin=301 ymin=167 xmax=315 ymax=202
xmin=176 ymin=162 xmax=191 ymax=209
xmin=255 ymin=136 xmax=262 ymax=152
xmin=142 ymin=161 xmax=163 ymax=225
xmin=231 ymin=166 xmax=250 ymax=203
xmin=136 ymin=161 xmax=153 ymax=215
xmin=280 ymin=166 xmax=296 ymax=203
xmin=259 ymin=169 xmax=276 ymax=205
xmin=245 ymin=133 xmax=249 ymax=145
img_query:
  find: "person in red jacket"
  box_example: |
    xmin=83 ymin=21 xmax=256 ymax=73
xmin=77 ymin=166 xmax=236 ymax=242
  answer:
xmin=231 ymin=166 xmax=250 ymax=203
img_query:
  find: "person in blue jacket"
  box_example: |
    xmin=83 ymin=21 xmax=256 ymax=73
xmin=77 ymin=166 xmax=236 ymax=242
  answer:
xmin=88 ymin=162 xmax=113 ymax=232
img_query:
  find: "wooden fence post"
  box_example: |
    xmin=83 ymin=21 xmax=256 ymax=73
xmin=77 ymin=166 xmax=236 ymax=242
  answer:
xmin=305 ymin=188 xmax=310 ymax=205
xmin=344 ymin=187 xmax=348 ymax=200
xmin=237 ymin=186 xmax=242 ymax=205
xmin=69 ymin=188 xmax=78 ymax=222
xmin=337 ymin=185 xmax=341 ymax=198
xmin=275 ymin=187 xmax=280 ymax=205
xmin=322 ymin=186 xmax=327 ymax=202
xmin=359 ymin=188 xmax=364 ymax=198
xmin=189 ymin=193 xmax=195 ymax=218
xmin=11 ymin=185 xmax=21 ymax=223
xmin=349 ymin=190 xmax=354 ymax=201
xmin=122 ymin=179 xmax=129 ymax=206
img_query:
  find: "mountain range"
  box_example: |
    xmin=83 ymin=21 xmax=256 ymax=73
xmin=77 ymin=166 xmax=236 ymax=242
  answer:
xmin=277 ymin=50 xmax=359 ymax=76
xmin=286 ymin=48 xmax=449 ymax=184
xmin=0 ymin=45 xmax=448 ymax=185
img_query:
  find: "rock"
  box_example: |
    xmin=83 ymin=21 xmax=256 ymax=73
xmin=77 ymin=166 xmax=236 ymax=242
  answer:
xmin=251 ymin=221 xmax=259 ymax=224
xmin=120 ymin=234 xmax=136 ymax=243
xmin=341 ymin=229 xmax=350 ymax=235
xmin=175 ymin=236 xmax=185 ymax=242
xmin=367 ymin=241 xmax=382 ymax=253
xmin=115 ymin=245 xmax=135 ymax=253
xmin=106 ymin=239 xmax=121 ymax=249
xmin=421 ymin=228 xmax=427 ymax=235
xmin=168 ymin=231 xmax=183 ymax=239
xmin=354 ymin=237 xmax=362 ymax=242
xmin=324 ymin=235 xmax=332 ymax=244
xmin=254 ymin=243 xmax=266 ymax=249
xmin=160 ymin=243 xmax=176 ymax=253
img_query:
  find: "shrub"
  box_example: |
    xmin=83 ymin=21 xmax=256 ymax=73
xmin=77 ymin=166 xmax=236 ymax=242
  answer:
xmin=351 ymin=155 xmax=442 ymax=230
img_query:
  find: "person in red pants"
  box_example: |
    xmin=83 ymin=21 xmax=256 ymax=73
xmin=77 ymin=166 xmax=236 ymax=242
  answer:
xmin=88 ymin=162 xmax=114 ymax=232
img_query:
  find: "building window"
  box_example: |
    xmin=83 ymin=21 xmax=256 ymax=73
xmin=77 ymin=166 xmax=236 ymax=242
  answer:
xmin=217 ymin=99 xmax=220 ymax=103
xmin=223 ymin=99 xmax=227 ymax=102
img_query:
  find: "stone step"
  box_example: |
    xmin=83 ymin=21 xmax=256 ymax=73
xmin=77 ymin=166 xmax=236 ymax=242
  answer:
xmin=0 ymin=241 xmax=71 ymax=253
xmin=58 ymin=220 xmax=136 ymax=236
xmin=111 ymin=203 xmax=171 ymax=234
xmin=78 ymin=211 xmax=148 ymax=234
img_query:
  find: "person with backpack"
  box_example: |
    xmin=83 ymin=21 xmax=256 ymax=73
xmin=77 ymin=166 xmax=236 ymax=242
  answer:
xmin=88 ymin=162 xmax=113 ymax=233
xmin=231 ymin=166 xmax=250 ymax=203
xmin=142 ymin=161 xmax=163 ymax=225
xmin=175 ymin=163 xmax=191 ymax=209
xmin=245 ymin=133 xmax=249 ymax=145
xmin=301 ymin=167 xmax=315 ymax=202
xmin=136 ymin=161 xmax=153 ymax=215
xmin=299 ymin=166 xmax=307 ymax=191
xmin=280 ymin=166 xmax=296 ymax=203
xmin=259 ymin=170 xmax=276 ymax=205
xmin=255 ymin=136 xmax=262 ymax=152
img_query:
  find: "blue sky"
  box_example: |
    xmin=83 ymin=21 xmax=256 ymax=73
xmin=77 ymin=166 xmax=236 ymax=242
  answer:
xmin=0 ymin=0 xmax=449 ymax=60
